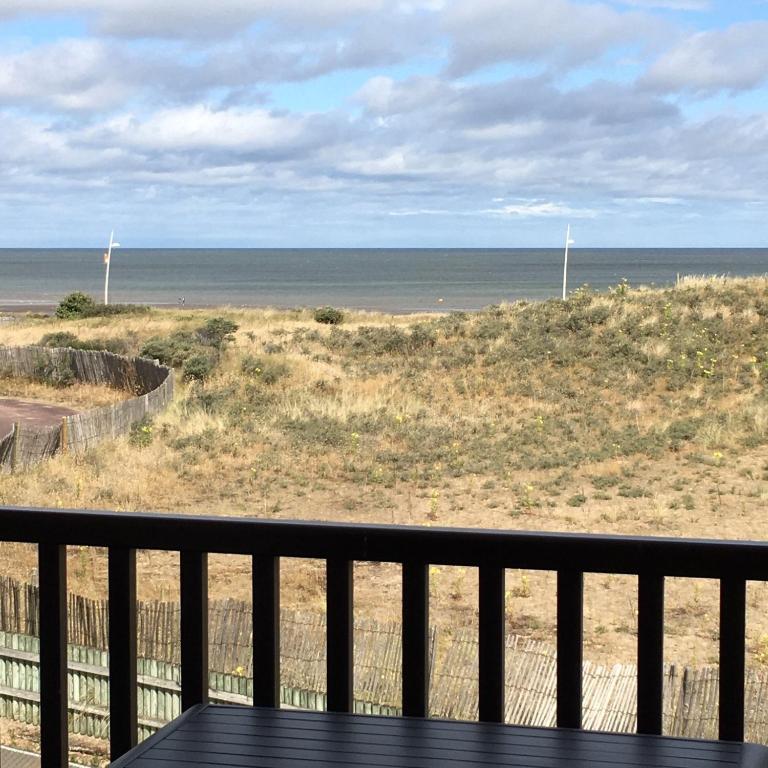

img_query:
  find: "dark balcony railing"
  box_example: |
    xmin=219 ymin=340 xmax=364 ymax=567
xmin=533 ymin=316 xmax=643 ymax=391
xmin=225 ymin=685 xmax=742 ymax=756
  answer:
xmin=0 ymin=505 xmax=766 ymax=767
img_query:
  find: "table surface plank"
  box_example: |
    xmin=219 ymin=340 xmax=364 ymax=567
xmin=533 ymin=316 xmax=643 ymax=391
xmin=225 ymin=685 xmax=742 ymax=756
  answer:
xmin=111 ymin=704 xmax=768 ymax=768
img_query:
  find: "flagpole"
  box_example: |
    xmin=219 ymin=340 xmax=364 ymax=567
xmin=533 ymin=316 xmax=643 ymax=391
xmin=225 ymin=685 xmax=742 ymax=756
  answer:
xmin=103 ymin=231 xmax=121 ymax=305
xmin=562 ymin=224 xmax=574 ymax=301
xmin=104 ymin=231 xmax=113 ymax=305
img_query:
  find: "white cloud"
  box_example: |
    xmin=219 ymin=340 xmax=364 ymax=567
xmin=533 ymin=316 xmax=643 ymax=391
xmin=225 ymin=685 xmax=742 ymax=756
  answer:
xmin=0 ymin=21 xmax=432 ymax=116
xmin=483 ymin=201 xmax=599 ymax=218
xmin=0 ymin=39 xmax=135 ymax=110
xmin=0 ymin=0 xmax=767 ymax=245
xmin=389 ymin=201 xmax=600 ymax=217
xmin=0 ymin=0 xmax=432 ymax=38
xmin=89 ymin=105 xmax=309 ymax=153
xmin=354 ymin=75 xmax=451 ymax=116
xmin=442 ymin=0 xmax=662 ymax=74
xmin=642 ymin=21 xmax=768 ymax=93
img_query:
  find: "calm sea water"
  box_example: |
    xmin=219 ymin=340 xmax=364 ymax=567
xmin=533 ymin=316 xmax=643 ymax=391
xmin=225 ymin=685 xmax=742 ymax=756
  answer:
xmin=1 ymin=248 xmax=766 ymax=313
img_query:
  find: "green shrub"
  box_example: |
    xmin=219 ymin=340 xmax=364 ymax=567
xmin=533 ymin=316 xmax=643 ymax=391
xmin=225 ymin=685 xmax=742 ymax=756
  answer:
xmin=434 ymin=313 xmax=469 ymax=339
xmin=196 ymin=317 xmax=239 ymax=349
xmin=314 ymin=306 xmax=345 ymax=325
xmin=241 ymin=355 xmax=289 ymax=385
xmin=184 ymin=383 xmax=237 ymax=414
xmin=142 ymin=323 xmax=233 ymax=378
xmin=667 ymin=418 xmax=701 ymax=444
xmin=617 ymin=484 xmax=649 ymax=498
xmin=590 ymin=474 xmax=620 ymax=489
xmin=326 ymin=324 xmax=436 ymax=357
xmin=129 ymin=417 xmax=153 ymax=448
xmin=33 ymin=357 xmax=75 ymax=388
xmin=472 ymin=316 xmax=509 ymax=340
xmin=82 ymin=336 xmax=130 ymax=355
xmin=56 ymin=292 xmax=96 ymax=319
xmin=283 ymin=415 xmax=347 ymax=447
xmin=55 ymin=292 xmax=149 ymax=319
xmin=140 ymin=332 xmax=197 ymax=366
xmin=83 ymin=303 xmax=150 ymax=318
xmin=39 ymin=331 xmax=80 ymax=348
xmin=183 ymin=353 xmax=215 ymax=382
xmin=39 ymin=332 xmax=129 ymax=355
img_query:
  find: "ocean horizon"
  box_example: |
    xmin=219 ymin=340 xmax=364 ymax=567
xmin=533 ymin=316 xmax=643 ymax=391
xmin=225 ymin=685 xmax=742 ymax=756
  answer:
xmin=2 ymin=247 xmax=767 ymax=313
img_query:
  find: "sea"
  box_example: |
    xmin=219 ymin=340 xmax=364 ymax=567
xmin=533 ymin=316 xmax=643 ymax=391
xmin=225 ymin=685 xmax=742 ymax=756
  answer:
xmin=1 ymin=248 xmax=766 ymax=313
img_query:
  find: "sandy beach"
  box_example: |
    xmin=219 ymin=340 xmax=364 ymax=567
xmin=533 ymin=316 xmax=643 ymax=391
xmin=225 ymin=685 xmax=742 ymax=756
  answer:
xmin=0 ymin=303 xmax=56 ymax=315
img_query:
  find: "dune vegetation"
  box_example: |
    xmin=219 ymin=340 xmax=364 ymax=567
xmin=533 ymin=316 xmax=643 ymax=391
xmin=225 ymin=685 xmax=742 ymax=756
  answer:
xmin=1 ymin=275 xmax=768 ymax=666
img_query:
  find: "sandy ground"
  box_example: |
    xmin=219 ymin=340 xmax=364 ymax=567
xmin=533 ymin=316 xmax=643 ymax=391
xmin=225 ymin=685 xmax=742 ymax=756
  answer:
xmin=0 ymin=398 xmax=76 ymax=437
xmin=0 ymin=305 xmax=55 ymax=315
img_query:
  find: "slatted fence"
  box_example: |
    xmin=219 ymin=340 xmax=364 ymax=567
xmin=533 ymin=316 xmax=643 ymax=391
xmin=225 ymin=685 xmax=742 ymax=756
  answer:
xmin=0 ymin=347 xmax=173 ymax=470
xmin=0 ymin=577 xmax=767 ymax=744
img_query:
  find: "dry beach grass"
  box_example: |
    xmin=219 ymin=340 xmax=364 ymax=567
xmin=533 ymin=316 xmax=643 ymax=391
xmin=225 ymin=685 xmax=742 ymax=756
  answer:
xmin=0 ymin=275 xmax=768 ymax=669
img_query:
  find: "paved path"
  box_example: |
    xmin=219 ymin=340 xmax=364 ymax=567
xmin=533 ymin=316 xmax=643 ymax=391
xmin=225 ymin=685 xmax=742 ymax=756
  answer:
xmin=0 ymin=398 xmax=76 ymax=438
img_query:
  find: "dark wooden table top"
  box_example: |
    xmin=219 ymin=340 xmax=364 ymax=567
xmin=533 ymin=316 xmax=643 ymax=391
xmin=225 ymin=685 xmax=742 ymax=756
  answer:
xmin=110 ymin=704 xmax=768 ymax=768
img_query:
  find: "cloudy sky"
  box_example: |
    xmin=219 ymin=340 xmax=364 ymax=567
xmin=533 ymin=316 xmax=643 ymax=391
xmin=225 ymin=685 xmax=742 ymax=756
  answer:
xmin=1 ymin=0 xmax=767 ymax=247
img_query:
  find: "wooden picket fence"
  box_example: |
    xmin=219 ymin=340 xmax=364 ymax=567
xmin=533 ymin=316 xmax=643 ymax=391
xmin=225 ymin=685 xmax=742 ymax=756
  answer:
xmin=0 ymin=576 xmax=767 ymax=744
xmin=0 ymin=346 xmax=173 ymax=470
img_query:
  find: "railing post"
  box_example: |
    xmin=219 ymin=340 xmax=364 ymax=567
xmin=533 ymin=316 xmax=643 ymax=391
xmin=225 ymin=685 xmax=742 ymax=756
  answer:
xmin=637 ymin=572 xmax=665 ymax=735
xmin=108 ymin=547 xmax=137 ymax=760
xmin=402 ymin=561 xmax=429 ymax=718
xmin=180 ymin=550 xmax=208 ymax=711
xmin=557 ymin=569 xmax=583 ymax=729
xmin=252 ymin=555 xmax=280 ymax=707
xmin=38 ymin=543 xmax=67 ymax=768
xmin=326 ymin=558 xmax=353 ymax=713
xmin=719 ymin=576 xmax=746 ymax=741
xmin=479 ymin=564 xmax=505 ymax=723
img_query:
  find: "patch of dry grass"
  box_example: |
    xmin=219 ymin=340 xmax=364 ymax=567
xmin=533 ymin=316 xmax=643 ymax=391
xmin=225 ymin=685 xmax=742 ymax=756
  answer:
xmin=0 ymin=378 xmax=123 ymax=409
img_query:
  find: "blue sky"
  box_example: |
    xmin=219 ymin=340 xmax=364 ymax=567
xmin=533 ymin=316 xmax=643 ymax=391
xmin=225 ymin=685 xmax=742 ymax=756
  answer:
xmin=0 ymin=0 xmax=767 ymax=247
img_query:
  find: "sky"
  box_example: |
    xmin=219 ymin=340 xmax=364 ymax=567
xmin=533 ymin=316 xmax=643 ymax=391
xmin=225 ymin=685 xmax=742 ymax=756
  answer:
xmin=1 ymin=0 xmax=767 ymax=247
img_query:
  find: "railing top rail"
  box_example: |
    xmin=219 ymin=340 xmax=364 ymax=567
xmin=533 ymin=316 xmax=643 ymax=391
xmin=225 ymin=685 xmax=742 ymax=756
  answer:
xmin=1 ymin=505 xmax=767 ymax=580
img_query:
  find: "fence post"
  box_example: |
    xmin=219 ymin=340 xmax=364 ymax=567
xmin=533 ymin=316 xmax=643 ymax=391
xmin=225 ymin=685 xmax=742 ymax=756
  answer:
xmin=59 ymin=417 xmax=68 ymax=455
xmin=10 ymin=422 xmax=19 ymax=471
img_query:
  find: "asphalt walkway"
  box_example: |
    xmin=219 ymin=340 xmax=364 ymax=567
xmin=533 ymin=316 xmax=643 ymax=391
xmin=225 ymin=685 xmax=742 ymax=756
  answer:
xmin=0 ymin=398 xmax=76 ymax=438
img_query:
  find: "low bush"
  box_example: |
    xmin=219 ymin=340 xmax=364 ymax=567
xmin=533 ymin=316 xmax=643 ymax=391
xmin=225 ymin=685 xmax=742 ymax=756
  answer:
xmin=182 ymin=353 xmax=215 ymax=382
xmin=241 ymin=355 xmax=290 ymax=385
xmin=196 ymin=317 xmax=239 ymax=349
xmin=142 ymin=318 xmax=239 ymax=373
xmin=39 ymin=331 xmax=80 ymax=348
xmin=128 ymin=417 xmax=153 ymax=448
xmin=32 ymin=357 xmax=75 ymax=388
xmin=140 ymin=332 xmax=197 ymax=366
xmin=83 ymin=336 xmax=130 ymax=355
xmin=183 ymin=383 xmax=237 ymax=414
xmin=39 ymin=332 xmax=129 ymax=355
xmin=326 ymin=324 xmax=436 ymax=357
xmin=56 ymin=292 xmax=96 ymax=319
xmin=86 ymin=303 xmax=150 ymax=317
xmin=283 ymin=415 xmax=348 ymax=447
xmin=314 ymin=306 xmax=345 ymax=325
xmin=617 ymin=484 xmax=649 ymax=498
xmin=55 ymin=292 xmax=150 ymax=319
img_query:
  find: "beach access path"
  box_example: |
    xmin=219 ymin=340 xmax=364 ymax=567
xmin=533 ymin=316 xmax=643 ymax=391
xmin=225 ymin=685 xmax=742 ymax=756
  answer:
xmin=0 ymin=398 xmax=76 ymax=438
